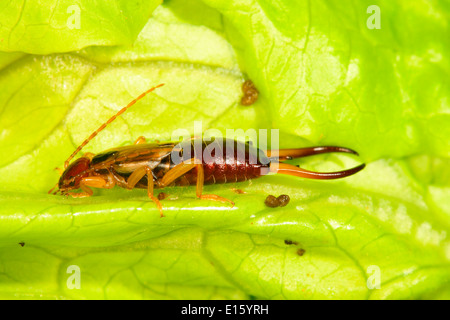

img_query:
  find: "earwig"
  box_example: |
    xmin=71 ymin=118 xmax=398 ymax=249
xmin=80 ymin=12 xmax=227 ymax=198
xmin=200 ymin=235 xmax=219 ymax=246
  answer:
xmin=50 ymin=84 xmax=366 ymax=217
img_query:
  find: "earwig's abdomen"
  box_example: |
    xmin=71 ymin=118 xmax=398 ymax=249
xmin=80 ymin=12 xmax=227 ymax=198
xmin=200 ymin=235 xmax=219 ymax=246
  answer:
xmin=172 ymin=139 xmax=271 ymax=186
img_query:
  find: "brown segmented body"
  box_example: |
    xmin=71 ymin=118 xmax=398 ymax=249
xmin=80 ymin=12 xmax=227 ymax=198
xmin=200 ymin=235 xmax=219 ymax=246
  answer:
xmin=88 ymin=139 xmax=270 ymax=189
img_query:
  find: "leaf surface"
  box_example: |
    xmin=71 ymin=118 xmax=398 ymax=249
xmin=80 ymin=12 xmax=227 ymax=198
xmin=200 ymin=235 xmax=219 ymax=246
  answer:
xmin=0 ymin=0 xmax=449 ymax=299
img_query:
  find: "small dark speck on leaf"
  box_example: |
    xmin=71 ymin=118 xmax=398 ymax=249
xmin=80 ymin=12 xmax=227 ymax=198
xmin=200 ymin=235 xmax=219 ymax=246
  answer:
xmin=264 ymin=195 xmax=279 ymax=207
xmin=19 ymin=242 xmax=25 ymax=247
xmin=241 ymin=80 xmax=259 ymax=106
xmin=284 ymin=239 xmax=299 ymax=246
xmin=265 ymin=194 xmax=290 ymax=208
xmin=277 ymin=194 xmax=290 ymax=207
xmin=297 ymin=248 xmax=306 ymax=256
xmin=157 ymin=192 xmax=168 ymax=200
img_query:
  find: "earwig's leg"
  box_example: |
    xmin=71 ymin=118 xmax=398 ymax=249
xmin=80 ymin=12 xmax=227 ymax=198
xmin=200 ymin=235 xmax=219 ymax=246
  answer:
xmin=126 ymin=166 xmax=163 ymax=217
xmin=65 ymin=176 xmax=113 ymax=198
xmin=126 ymin=166 xmax=147 ymax=189
xmin=145 ymin=167 xmax=164 ymax=217
xmin=159 ymin=159 xmax=234 ymax=207
xmin=134 ymin=136 xmax=147 ymax=145
xmin=159 ymin=159 xmax=198 ymax=187
xmin=195 ymin=163 xmax=235 ymax=206
xmin=83 ymin=152 xmax=95 ymax=160
xmin=266 ymin=146 xmax=359 ymax=161
xmin=270 ymin=162 xmax=366 ymax=180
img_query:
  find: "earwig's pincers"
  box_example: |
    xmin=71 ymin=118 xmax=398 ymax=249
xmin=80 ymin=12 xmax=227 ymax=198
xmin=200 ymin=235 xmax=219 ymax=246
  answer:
xmin=267 ymin=145 xmax=365 ymax=180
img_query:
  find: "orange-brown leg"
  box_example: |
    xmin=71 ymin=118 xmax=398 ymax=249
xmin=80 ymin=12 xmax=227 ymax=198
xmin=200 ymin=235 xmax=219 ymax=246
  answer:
xmin=66 ymin=176 xmax=114 ymax=198
xmin=159 ymin=158 xmax=197 ymax=187
xmin=194 ymin=163 xmax=234 ymax=206
xmin=145 ymin=167 xmax=164 ymax=217
xmin=159 ymin=158 xmax=234 ymax=207
xmin=134 ymin=136 xmax=147 ymax=145
xmin=127 ymin=166 xmax=164 ymax=217
xmin=83 ymin=152 xmax=96 ymax=160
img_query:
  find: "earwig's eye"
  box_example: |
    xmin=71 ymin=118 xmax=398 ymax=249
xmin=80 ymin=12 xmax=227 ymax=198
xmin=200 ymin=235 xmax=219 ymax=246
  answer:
xmin=58 ymin=157 xmax=91 ymax=189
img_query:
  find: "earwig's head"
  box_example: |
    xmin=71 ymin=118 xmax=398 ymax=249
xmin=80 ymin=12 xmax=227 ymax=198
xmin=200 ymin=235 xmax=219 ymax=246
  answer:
xmin=56 ymin=157 xmax=91 ymax=194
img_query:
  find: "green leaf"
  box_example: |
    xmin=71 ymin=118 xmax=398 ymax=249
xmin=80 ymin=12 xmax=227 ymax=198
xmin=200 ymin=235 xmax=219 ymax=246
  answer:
xmin=0 ymin=0 xmax=449 ymax=300
xmin=202 ymin=0 xmax=450 ymax=160
xmin=0 ymin=0 xmax=162 ymax=54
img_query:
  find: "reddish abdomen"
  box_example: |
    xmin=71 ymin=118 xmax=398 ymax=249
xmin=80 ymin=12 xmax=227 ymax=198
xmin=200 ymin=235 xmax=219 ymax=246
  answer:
xmin=157 ymin=139 xmax=271 ymax=186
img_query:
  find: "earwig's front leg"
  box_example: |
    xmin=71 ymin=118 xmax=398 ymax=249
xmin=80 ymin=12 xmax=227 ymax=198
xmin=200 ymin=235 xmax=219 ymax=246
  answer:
xmin=134 ymin=136 xmax=147 ymax=145
xmin=66 ymin=176 xmax=114 ymax=198
xmin=127 ymin=166 xmax=164 ymax=217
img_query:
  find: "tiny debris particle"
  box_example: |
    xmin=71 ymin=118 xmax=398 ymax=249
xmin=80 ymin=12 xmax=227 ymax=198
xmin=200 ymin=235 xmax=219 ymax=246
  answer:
xmin=265 ymin=194 xmax=291 ymax=208
xmin=277 ymin=194 xmax=290 ymax=207
xmin=297 ymin=248 xmax=306 ymax=256
xmin=241 ymin=80 xmax=259 ymax=106
xmin=19 ymin=242 xmax=25 ymax=247
xmin=264 ymin=195 xmax=279 ymax=207
xmin=232 ymin=188 xmax=246 ymax=194
xmin=284 ymin=239 xmax=299 ymax=246
xmin=157 ymin=192 xmax=168 ymax=200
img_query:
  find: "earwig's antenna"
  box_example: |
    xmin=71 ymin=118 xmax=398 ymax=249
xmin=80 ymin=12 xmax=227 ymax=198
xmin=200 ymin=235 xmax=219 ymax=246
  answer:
xmin=47 ymin=182 xmax=59 ymax=194
xmin=63 ymin=83 xmax=165 ymax=169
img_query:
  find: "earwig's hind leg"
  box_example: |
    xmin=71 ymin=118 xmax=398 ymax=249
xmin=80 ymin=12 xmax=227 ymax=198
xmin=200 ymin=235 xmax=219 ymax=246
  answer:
xmin=65 ymin=176 xmax=113 ymax=198
xmin=266 ymin=146 xmax=359 ymax=161
xmin=195 ymin=163 xmax=234 ymax=207
xmin=270 ymin=162 xmax=366 ymax=180
xmin=159 ymin=158 xmax=234 ymax=207
xmin=134 ymin=136 xmax=147 ymax=145
xmin=127 ymin=166 xmax=164 ymax=217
